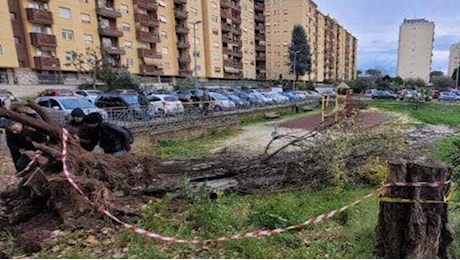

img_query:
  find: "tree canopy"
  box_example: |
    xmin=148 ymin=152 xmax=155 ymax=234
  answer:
xmin=288 ymin=24 xmax=311 ymax=82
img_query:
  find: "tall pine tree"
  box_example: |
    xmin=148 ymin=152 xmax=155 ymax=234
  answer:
xmin=288 ymin=24 xmax=312 ymax=82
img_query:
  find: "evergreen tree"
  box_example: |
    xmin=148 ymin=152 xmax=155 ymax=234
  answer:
xmin=288 ymin=25 xmax=311 ymax=81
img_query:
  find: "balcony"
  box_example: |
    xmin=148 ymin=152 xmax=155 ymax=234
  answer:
xmin=136 ymin=30 xmax=160 ymax=43
xmin=255 ymin=14 xmax=265 ymax=22
xmin=255 ymin=45 xmax=266 ymax=51
xmin=175 ymin=25 xmax=189 ymax=34
xmin=134 ymin=13 xmax=159 ymax=27
xmin=256 ymin=74 xmax=266 ymax=81
xmin=174 ymin=0 xmax=187 ymax=4
xmin=35 ymin=0 xmax=50 ymax=2
xmin=178 ymin=55 xmax=191 ymax=64
xmin=140 ymin=65 xmax=164 ymax=76
xmin=26 ymin=8 xmax=53 ymax=25
xmin=133 ymin=0 xmax=158 ymax=11
xmin=33 ymin=56 xmax=60 ymax=71
xmin=255 ymin=34 xmax=265 ymax=41
xmin=176 ymin=41 xmax=190 ymax=49
xmin=96 ymin=7 xmax=121 ymax=18
xmin=231 ymin=3 xmax=241 ymax=11
xmin=232 ymin=28 xmax=242 ymax=35
xmin=138 ymin=48 xmax=162 ymax=59
xmin=256 ymin=55 xmax=266 ymax=61
xmin=256 ymin=64 xmax=266 ymax=70
xmin=98 ymin=27 xmax=123 ymax=37
xmin=231 ymin=15 xmax=241 ymax=24
xmin=29 ymin=32 xmax=56 ymax=48
xmin=255 ymin=24 xmax=265 ymax=31
xmin=254 ymin=3 xmax=264 ymax=11
xmin=103 ymin=46 xmax=126 ymax=55
xmin=222 ymin=36 xmax=232 ymax=43
xmin=224 ymin=73 xmax=242 ymax=79
xmin=220 ymin=0 xmax=231 ymax=8
xmin=178 ymin=69 xmax=192 ymax=77
xmin=220 ymin=10 xmax=230 ymax=19
xmin=174 ymin=9 xmax=188 ymax=19
xmin=221 ymin=23 xmax=231 ymax=32
xmin=231 ymin=50 xmax=242 ymax=57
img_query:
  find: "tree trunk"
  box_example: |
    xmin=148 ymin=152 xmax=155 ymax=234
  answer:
xmin=374 ymin=159 xmax=455 ymax=258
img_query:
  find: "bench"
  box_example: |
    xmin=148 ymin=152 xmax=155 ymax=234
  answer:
xmin=264 ymin=111 xmax=280 ymax=119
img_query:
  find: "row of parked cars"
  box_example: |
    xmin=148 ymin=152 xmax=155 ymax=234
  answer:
xmin=29 ymin=87 xmax=323 ymax=123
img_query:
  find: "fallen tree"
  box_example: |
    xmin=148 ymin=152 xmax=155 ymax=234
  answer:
xmin=0 ymin=104 xmax=403 ymax=253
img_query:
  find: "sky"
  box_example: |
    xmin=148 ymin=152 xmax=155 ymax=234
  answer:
xmin=314 ymin=0 xmax=460 ymax=76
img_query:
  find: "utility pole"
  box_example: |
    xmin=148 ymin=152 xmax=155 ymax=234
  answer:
xmin=192 ymin=21 xmax=202 ymax=91
xmin=456 ymin=49 xmax=460 ymax=89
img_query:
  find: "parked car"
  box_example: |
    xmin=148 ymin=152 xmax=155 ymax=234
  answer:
xmin=207 ymin=92 xmax=236 ymax=111
xmin=38 ymin=88 xmax=76 ymax=97
xmin=147 ymin=94 xmax=184 ymax=115
xmin=227 ymin=94 xmax=250 ymax=108
xmin=35 ymin=96 xmax=108 ymax=125
xmin=371 ymin=90 xmax=396 ymax=100
xmin=439 ymin=92 xmax=460 ymax=102
xmin=75 ymin=90 xmax=103 ymax=103
xmin=95 ymin=93 xmax=154 ymax=120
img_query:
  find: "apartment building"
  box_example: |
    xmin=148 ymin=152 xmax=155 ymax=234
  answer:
xmin=265 ymin=0 xmax=357 ymax=83
xmin=397 ymin=18 xmax=435 ymax=83
xmin=448 ymin=42 xmax=460 ymax=79
xmin=2 ymin=0 xmax=355 ymax=85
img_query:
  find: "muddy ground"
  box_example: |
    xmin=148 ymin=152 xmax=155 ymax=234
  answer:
xmin=0 ymin=110 xmax=457 ymax=258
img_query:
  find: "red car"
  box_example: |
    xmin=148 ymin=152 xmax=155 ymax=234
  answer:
xmin=38 ymin=89 xmax=76 ymax=97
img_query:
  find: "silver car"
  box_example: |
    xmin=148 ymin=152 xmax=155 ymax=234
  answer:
xmin=35 ymin=96 xmax=108 ymax=125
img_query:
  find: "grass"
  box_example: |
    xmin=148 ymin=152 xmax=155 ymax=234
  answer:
xmin=369 ymin=100 xmax=460 ymax=126
xmin=118 ymin=186 xmax=380 ymax=259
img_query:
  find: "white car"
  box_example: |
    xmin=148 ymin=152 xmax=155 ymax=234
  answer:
xmin=35 ymin=96 xmax=108 ymax=125
xmin=75 ymin=90 xmax=103 ymax=103
xmin=147 ymin=94 xmax=184 ymax=115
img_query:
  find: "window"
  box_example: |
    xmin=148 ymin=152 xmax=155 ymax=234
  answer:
xmin=126 ymin=58 xmax=134 ymax=67
xmin=124 ymin=41 xmax=132 ymax=49
xmin=164 ymin=62 xmax=170 ymax=69
xmin=83 ymin=34 xmax=93 ymax=44
xmin=79 ymin=0 xmax=88 ymax=3
xmin=193 ymin=37 xmax=200 ymax=45
xmin=190 ymin=7 xmax=197 ymax=15
xmin=65 ymin=51 xmax=75 ymax=62
xmin=80 ymin=13 xmax=90 ymax=23
xmin=119 ymin=4 xmax=128 ymax=14
xmin=61 ymin=29 xmax=74 ymax=40
xmin=196 ymin=65 xmax=201 ymax=71
xmin=158 ymin=0 xmax=166 ymax=7
xmin=212 ymin=41 xmax=219 ymax=48
xmin=211 ymin=2 xmax=217 ymax=9
xmin=213 ymin=54 xmax=220 ymax=61
xmin=9 ymin=12 xmax=16 ymax=20
xmin=211 ymin=15 xmax=218 ymax=23
xmin=159 ymin=15 xmax=167 ymax=23
xmin=214 ymin=66 xmax=221 ymax=73
xmin=162 ymin=47 xmax=169 ymax=54
xmin=59 ymin=7 xmax=71 ymax=18
xmin=122 ymin=22 xmax=130 ymax=31
xmin=0 ymin=45 xmax=4 ymax=56
xmin=160 ymin=31 xmax=167 ymax=39
xmin=212 ymin=28 xmax=219 ymax=35
xmin=14 ymin=37 xmax=21 ymax=44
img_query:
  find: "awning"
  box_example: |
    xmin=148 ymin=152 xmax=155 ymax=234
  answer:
xmin=143 ymin=57 xmax=162 ymax=67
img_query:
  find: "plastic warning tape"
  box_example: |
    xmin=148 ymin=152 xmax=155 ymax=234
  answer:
xmin=59 ymin=128 xmax=453 ymax=245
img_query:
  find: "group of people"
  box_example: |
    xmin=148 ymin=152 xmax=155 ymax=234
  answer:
xmin=1 ymin=99 xmax=133 ymax=172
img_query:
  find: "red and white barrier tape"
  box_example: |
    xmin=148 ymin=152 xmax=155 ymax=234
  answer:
xmin=59 ymin=128 xmax=452 ymax=244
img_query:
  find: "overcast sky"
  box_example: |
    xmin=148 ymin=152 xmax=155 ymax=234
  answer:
xmin=314 ymin=0 xmax=460 ymax=76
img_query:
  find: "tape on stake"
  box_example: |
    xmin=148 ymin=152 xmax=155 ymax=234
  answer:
xmin=59 ymin=128 xmax=454 ymax=244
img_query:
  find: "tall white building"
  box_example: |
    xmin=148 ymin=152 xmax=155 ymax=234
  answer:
xmin=396 ymin=18 xmax=435 ymax=83
xmin=448 ymin=43 xmax=460 ymax=79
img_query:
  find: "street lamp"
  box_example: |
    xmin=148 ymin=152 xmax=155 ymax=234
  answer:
xmin=192 ymin=21 xmax=202 ymax=91
xmin=288 ymin=49 xmax=301 ymax=91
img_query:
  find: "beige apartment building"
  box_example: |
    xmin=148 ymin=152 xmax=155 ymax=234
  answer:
xmin=2 ymin=0 xmax=354 ymax=85
xmin=448 ymin=43 xmax=460 ymax=79
xmin=397 ymin=18 xmax=435 ymax=83
xmin=265 ymin=0 xmax=357 ymax=83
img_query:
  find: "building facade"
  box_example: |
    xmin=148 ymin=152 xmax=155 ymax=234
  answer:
xmin=264 ymin=0 xmax=357 ymax=83
xmin=2 ymin=0 xmax=356 ymax=85
xmin=397 ymin=18 xmax=435 ymax=83
xmin=448 ymin=42 xmax=460 ymax=79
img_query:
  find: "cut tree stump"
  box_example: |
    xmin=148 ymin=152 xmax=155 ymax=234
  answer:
xmin=374 ymin=159 xmax=455 ymax=259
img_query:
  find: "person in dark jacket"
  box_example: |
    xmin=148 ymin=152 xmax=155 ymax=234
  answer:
xmin=5 ymin=105 xmax=47 ymax=171
xmin=66 ymin=108 xmax=85 ymax=135
xmin=82 ymin=112 xmax=133 ymax=157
